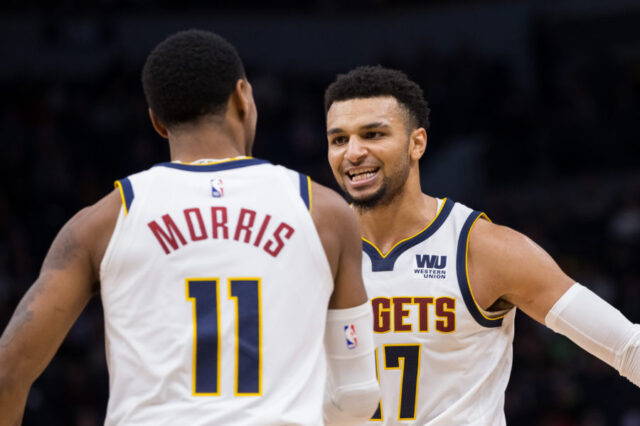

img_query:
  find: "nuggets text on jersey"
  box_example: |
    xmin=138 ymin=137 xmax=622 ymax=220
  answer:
xmin=372 ymin=296 xmax=455 ymax=333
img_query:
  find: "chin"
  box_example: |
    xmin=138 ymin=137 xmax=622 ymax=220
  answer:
xmin=347 ymin=190 xmax=387 ymax=211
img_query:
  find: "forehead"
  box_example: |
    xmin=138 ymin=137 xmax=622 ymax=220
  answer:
xmin=326 ymin=96 xmax=407 ymax=132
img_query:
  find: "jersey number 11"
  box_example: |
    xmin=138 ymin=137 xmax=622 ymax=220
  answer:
xmin=186 ymin=278 xmax=262 ymax=396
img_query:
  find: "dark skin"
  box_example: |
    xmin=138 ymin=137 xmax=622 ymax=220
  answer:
xmin=0 ymin=79 xmax=367 ymax=426
xmin=0 ymin=191 xmax=120 ymax=426
xmin=326 ymin=96 xmax=574 ymax=324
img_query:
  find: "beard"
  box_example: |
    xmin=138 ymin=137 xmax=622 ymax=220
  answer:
xmin=342 ymin=156 xmax=411 ymax=212
xmin=343 ymin=176 xmax=391 ymax=211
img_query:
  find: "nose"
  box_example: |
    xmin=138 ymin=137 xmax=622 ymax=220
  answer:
xmin=344 ymin=136 xmax=367 ymax=164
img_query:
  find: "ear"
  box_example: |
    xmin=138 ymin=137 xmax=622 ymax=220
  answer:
xmin=409 ymin=127 xmax=427 ymax=161
xmin=148 ymin=108 xmax=169 ymax=139
xmin=231 ymin=78 xmax=252 ymax=120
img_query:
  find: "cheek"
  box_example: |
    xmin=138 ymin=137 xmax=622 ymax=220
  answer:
xmin=327 ymin=150 xmax=341 ymax=172
xmin=385 ymin=150 xmax=409 ymax=174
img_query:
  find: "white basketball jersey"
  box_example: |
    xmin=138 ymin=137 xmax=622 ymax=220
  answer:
xmin=100 ymin=158 xmax=333 ymax=425
xmin=362 ymin=198 xmax=515 ymax=425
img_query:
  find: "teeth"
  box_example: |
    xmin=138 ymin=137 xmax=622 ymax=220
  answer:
xmin=352 ymin=172 xmax=376 ymax=182
xmin=348 ymin=169 xmax=377 ymax=182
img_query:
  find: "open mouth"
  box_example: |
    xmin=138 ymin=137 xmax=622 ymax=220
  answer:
xmin=347 ymin=167 xmax=379 ymax=182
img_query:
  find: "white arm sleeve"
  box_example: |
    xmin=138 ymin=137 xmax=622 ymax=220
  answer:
xmin=545 ymin=283 xmax=640 ymax=387
xmin=324 ymin=301 xmax=380 ymax=425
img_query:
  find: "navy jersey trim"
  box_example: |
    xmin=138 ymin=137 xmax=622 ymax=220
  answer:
xmin=114 ymin=178 xmax=134 ymax=215
xmin=456 ymin=211 xmax=503 ymax=328
xmin=298 ymin=173 xmax=311 ymax=211
xmin=362 ymin=198 xmax=454 ymax=272
xmin=155 ymin=158 xmax=269 ymax=172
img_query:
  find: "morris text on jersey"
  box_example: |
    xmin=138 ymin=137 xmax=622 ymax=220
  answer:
xmin=147 ymin=206 xmax=295 ymax=257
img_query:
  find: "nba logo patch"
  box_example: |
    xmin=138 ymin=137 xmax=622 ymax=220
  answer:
xmin=210 ymin=178 xmax=224 ymax=198
xmin=344 ymin=324 xmax=358 ymax=350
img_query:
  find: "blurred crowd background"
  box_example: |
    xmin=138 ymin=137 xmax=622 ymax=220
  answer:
xmin=1 ymin=0 xmax=639 ymax=424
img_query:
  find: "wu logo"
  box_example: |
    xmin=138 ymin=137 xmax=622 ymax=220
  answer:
xmin=414 ymin=254 xmax=447 ymax=279
xmin=415 ymin=254 xmax=447 ymax=269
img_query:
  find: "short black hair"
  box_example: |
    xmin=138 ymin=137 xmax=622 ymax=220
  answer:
xmin=142 ymin=29 xmax=245 ymax=126
xmin=324 ymin=65 xmax=430 ymax=130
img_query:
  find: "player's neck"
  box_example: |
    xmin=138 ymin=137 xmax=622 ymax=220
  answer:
xmin=357 ymin=186 xmax=437 ymax=256
xmin=167 ymin=119 xmax=249 ymax=162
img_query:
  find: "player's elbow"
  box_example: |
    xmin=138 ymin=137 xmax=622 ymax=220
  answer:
xmin=0 ymin=364 xmax=19 ymax=393
xmin=0 ymin=351 xmax=33 ymax=391
xmin=0 ymin=359 xmax=15 ymax=392
xmin=334 ymin=380 xmax=381 ymax=420
xmin=617 ymin=324 xmax=640 ymax=387
xmin=0 ymin=365 xmax=29 ymax=424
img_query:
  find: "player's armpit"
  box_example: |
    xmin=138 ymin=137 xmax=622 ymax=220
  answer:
xmin=467 ymin=219 xmax=574 ymax=324
xmin=309 ymin=181 xmax=368 ymax=309
xmin=0 ymin=190 xmax=120 ymax=426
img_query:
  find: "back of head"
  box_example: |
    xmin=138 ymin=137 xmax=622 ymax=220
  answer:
xmin=142 ymin=29 xmax=245 ymax=127
xmin=324 ymin=65 xmax=430 ymax=130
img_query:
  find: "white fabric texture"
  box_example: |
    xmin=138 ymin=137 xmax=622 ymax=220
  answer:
xmin=324 ymin=302 xmax=380 ymax=425
xmin=545 ymin=283 xmax=640 ymax=387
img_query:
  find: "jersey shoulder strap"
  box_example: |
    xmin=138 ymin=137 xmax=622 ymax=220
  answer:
xmin=114 ymin=177 xmax=135 ymax=215
xmin=275 ymin=165 xmax=312 ymax=212
xmin=455 ymin=207 xmax=506 ymax=328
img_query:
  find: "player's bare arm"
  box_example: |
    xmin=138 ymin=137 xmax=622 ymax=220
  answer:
xmin=466 ymin=218 xmax=574 ymax=323
xmin=0 ymin=189 xmax=121 ymax=426
xmin=467 ymin=218 xmax=640 ymax=386
xmin=309 ymin=181 xmax=380 ymax=424
xmin=309 ymin=181 xmax=368 ymax=309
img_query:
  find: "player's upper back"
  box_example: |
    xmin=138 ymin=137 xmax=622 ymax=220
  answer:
xmin=100 ymin=157 xmax=333 ymax=425
xmin=109 ymin=158 xmax=312 ymax=256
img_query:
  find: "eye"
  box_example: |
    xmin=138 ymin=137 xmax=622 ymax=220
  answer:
xmin=364 ymin=131 xmax=384 ymax=139
xmin=330 ymin=136 xmax=349 ymax=145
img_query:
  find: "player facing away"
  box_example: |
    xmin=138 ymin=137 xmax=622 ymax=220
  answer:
xmin=0 ymin=30 xmax=380 ymax=425
xmin=323 ymin=66 xmax=640 ymax=425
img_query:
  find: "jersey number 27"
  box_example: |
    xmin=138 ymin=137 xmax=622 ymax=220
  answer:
xmin=372 ymin=344 xmax=421 ymax=421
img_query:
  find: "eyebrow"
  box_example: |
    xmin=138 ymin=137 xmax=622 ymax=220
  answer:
xmin=327 ymin=122 xmax=390 ymax=136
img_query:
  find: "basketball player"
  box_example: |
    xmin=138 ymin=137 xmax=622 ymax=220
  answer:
xmin=0 ymin=30 xmax=380 ymax=425
xmin=324 ymin=65 xmax=640 ymax=425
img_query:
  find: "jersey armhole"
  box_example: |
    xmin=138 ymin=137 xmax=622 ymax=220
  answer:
xmin=114 ymin=178 xmax=135 ymax=215
xmin=456 ymin=211 xmax=506 ymax=328
xmin=298 ymin=173 xmax=312 ymax=212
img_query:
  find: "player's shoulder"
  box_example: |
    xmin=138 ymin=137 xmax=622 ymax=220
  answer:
xmin=307 ymin=181 xmax=361 ymax=280
xmin=310 ymin=181 xmax=356 ymax=224
xmin=467 ymin=212 xmax=556 ymax=289
xmin=271 ymin=163 xmax=352 ymax=215
xmin=66 ymin=189 xmax=122 ymax=263
xmin=267 ymin=163 xmax=357 ymax=233
xmin=309 ymin=181 xmax=360 ymax=252
xmin=68 ymin=189 xmax=120 ymax=231
xmin=468 ymin=217 xmax=530 ymax=256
